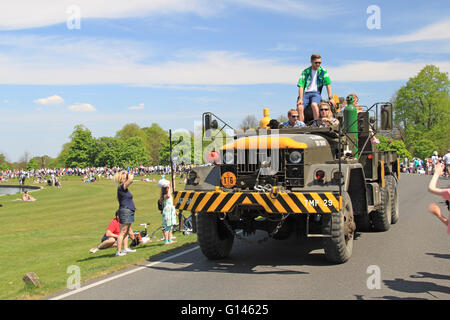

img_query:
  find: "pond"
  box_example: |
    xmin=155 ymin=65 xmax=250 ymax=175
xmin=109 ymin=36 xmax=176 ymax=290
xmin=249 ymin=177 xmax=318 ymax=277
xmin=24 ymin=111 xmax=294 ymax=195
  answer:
xmin=0 ymin=185 xmax=41 ymax=196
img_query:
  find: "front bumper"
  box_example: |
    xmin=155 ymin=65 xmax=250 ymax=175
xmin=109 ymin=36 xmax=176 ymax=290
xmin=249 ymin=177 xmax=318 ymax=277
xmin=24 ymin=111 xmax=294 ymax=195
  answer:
xmin=173 ymin=190 xmax=341 ymax=214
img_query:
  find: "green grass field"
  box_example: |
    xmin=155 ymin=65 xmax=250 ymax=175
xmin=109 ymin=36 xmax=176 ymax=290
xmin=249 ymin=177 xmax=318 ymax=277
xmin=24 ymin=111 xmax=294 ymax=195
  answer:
xmin=0 ymin=175 xmax=197 ymax=300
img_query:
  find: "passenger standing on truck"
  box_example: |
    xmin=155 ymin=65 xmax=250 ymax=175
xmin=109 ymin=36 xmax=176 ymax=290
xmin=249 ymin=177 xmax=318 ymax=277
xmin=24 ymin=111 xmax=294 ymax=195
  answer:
xmin=282 ymin=109 xmax=306 ymax=128
xmin=297 ymin=53 xmax=336 ymax=122
xmin=428 ymin=163 xmax=450 ymax=234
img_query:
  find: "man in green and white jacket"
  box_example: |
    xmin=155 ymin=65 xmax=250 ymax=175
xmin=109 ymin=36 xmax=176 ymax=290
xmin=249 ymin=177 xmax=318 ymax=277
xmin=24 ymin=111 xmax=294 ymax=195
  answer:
xmin=297 ymin=53 xmax=335 ymax=122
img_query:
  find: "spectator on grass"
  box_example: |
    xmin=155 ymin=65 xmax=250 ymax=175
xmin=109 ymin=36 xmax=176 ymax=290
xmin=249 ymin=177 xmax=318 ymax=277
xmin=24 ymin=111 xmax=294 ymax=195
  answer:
xmin=114 ymin=171 xmax=137 ymax=256
xmin=159 ymin=178 xmax=177 ymax=245
xmin=16 ymin=191 xmax=36 ymax=202
xmin=90 ymin=211 xmax=136 ymax=253
xmin=428 ymin=163 xmax=450 ymax=234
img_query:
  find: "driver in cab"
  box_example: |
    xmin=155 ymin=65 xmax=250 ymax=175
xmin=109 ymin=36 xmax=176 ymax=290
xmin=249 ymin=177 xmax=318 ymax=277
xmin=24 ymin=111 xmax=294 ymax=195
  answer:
xmin=310 ymin=102 xmax=339 ymax=128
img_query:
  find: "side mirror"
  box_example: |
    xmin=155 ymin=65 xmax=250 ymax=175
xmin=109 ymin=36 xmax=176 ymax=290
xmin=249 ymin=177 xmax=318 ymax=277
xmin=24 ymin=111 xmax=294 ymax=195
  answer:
xmin=204 ymin=113 xmax=211 ymax=138
xmin=380 ymin=104 xmax=393 ymax=130
xmin=203 ymin=113 xmax=219 ymax=139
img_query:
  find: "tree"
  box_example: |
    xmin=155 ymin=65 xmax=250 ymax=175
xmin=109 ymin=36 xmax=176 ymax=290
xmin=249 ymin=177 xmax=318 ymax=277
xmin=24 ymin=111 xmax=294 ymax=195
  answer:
xmin=115 ymin=123 xmax=147 ymax=142
xmin=376 ymin=135 xmax=411 ymax=159
xmin=94 ymin=137 xmax=123 ymax=167
xmin=65 ymin=125 xmax=97 ymax=168
xmin=143 ymin=123 xmax=168 ymax=165
xmin=119 ymin=137 xmax=152 ymax=167
xmin=26 ymin=158 xmax=40 ymax=171
xmin=392 ymin=65 xmax=449 ymax=157
xmin=239 ymin=115 xmax=258 ymax=130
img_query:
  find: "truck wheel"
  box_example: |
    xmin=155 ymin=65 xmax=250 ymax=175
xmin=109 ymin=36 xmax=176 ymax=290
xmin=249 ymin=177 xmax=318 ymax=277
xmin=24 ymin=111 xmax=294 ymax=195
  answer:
xmin=386 ymin=175 xmax=399 ymax=224
xmin=196 ymin=212 xmax=234 ymax=260
xmin=323 ymin=192 xmax=355 ymax=264
xmin=355 ymin=213 xmax=372 ymax=232
xmin=371 ymin=185 xmax=392 ymax=231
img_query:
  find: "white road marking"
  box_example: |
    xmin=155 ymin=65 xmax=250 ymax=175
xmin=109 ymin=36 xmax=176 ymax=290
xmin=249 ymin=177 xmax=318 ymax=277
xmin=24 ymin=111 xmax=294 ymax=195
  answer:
xmin=50 ymin=245 xmax=200 ymax=300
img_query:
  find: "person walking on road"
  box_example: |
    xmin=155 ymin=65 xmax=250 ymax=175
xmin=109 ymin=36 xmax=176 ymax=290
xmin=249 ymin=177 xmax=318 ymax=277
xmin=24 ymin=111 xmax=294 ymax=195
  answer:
xmin=428 ymin=163 xmax=450 ymax=234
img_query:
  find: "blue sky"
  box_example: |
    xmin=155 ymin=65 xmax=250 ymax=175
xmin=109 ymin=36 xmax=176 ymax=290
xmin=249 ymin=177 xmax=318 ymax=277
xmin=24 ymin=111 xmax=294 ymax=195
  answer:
xmin=0 ymin=0 xmax=449 ymax=162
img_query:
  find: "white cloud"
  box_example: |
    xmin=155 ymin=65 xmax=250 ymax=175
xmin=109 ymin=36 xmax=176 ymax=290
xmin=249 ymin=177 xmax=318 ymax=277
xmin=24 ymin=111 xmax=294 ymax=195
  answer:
xmin=0 ymin=0 xmax=220 ymax=30
xmin=34 ymin=94 xmax=64 ymax=105
xmin=67 ymin=103 xmax=96 ymax=112
xmin=0 ymin=0 xmax=339 ymax=30
xmin=0 ymin=35 xmax=449 ymax=86
xmin=330 ymin=60 xmax=450 ymax=82
xmin=128 ymin=103 xmax=145 ymax=110
xmin=364 ymin=19 xmax=450 ymax=45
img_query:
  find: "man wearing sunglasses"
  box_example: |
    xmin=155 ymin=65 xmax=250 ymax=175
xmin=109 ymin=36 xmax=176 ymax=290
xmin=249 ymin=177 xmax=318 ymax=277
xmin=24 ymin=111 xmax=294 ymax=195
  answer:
xmin=282 ymin=109 xmax=306 ymax=128
xmin=297 ymin=53 xmax=335 ymax=122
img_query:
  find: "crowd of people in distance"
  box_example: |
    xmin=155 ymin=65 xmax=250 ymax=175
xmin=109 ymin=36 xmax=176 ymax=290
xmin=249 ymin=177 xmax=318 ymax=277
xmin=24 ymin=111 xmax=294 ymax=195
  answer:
xmin=401 ymin=150 xmax=450 ymax=177
xmin=0 ymin=164 xmax=197 ymax=186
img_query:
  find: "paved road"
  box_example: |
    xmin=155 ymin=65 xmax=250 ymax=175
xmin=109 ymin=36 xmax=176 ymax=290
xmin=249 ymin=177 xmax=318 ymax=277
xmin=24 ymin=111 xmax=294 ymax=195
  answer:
xmin=47 ymin=174 xmax=449 ymax=300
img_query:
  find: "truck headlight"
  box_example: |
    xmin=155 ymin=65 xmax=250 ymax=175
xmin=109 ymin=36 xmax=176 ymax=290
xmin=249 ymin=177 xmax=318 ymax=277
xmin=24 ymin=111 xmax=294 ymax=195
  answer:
xmin=289 ymin=151 xmax=302 ymax=164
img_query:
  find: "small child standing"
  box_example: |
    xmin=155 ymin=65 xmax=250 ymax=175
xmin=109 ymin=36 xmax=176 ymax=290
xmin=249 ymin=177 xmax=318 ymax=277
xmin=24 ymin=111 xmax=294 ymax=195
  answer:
xmin=159 ymin=180 xmax=178 ymax=245
xmin=428 ymin=163 xmax=450 ymax=234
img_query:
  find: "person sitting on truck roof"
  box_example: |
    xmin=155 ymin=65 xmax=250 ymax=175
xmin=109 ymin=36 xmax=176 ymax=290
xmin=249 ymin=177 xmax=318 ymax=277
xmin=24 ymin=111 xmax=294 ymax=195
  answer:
xmin=296 ymin=53 xmax=336 ymax=122
xmin=281 ymin=109 xmax=306 ymax=128
xmin=310 ymin=102 xmax=339 ymax=128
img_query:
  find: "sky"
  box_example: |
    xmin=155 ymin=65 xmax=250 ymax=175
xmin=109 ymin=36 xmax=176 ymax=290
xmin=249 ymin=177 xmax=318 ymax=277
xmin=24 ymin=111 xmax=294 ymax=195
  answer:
xmin=0 ymin=0 xmax=449 ymax=162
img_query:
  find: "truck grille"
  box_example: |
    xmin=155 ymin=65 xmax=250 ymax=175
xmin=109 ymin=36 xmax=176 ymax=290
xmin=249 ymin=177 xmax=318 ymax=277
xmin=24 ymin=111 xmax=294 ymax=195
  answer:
xmin=235 ymin=149 xmax=282 ymax=174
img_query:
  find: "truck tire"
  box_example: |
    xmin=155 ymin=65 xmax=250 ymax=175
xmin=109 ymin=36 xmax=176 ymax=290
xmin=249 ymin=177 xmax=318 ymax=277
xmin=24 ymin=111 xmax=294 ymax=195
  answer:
xmin=355 ymin=213 xmax=372 ymax=232
xmin=196 ymin=212 xmax=234 ymax=260
xmin=323 ymin=192 xmax=355 ymax=264
xmin=371 ymin=185 xmax=392 ymax=231
xmin=386 ymin=175 xmax=399 ymax=224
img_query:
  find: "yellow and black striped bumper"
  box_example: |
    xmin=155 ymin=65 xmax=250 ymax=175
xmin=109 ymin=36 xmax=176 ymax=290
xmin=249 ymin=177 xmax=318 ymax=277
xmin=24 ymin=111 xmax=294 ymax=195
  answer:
xmin=173 ymin=190 xmax=341 ymax=214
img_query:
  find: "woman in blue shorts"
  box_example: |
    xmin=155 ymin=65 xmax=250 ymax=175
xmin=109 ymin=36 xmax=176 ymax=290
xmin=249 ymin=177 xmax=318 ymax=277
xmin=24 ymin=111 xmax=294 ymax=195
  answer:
xmin=114 ymin=171 xmax=137 ymax=256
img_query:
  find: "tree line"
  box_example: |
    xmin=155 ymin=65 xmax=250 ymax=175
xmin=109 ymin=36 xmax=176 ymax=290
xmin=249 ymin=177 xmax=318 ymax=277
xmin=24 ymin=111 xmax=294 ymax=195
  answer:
xmin=0 ymin=123 xmax=169 ymax=170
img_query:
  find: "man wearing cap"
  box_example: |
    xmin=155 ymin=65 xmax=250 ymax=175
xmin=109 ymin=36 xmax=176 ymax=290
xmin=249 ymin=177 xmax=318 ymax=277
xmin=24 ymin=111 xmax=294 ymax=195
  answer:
xmin=297 ymin=53 xmax=336 ymax=122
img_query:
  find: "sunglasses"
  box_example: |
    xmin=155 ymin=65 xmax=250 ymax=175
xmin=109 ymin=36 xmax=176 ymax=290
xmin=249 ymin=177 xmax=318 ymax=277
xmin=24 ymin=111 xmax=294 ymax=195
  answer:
xmin=291 ymin=115 xmax=299 ymax=118
xmin=320 ymin=109 xmax=329 ymax=111
xmin=314 ymin=61 xmax=322 ymax=64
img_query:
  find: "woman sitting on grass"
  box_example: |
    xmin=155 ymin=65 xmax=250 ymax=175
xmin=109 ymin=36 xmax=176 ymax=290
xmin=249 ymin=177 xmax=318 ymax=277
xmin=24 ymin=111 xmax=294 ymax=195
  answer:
xmin=16 ymin=191 xmax=36 ymax=201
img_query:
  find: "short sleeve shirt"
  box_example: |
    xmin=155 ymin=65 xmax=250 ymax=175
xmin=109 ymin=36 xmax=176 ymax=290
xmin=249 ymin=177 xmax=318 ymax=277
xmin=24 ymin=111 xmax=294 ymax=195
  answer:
xmin=297 ymin=66 xmax=331 ymax=91
xmin=105 ymin=218 xmax=120 ymax=236
xmin=282 ymin=120 xmax=306 ymax=128
xmin=117 ymin=184 xmax=136 ymax=211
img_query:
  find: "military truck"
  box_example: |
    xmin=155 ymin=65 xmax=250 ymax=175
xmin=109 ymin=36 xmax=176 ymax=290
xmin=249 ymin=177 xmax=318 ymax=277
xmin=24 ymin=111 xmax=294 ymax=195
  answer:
xmin=173 ymin=96 xmax=400 ymax=263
